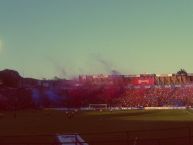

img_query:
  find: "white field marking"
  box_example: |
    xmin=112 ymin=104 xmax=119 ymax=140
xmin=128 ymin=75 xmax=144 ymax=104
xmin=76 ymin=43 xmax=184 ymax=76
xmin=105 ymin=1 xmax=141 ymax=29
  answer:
xmin=57 ymin=134 xmax=89 ymax=145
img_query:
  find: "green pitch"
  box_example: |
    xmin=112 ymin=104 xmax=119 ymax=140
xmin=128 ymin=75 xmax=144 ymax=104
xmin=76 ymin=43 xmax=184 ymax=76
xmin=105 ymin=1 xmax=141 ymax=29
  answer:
xmin=0 ymin=109 xmax=193 ymax=145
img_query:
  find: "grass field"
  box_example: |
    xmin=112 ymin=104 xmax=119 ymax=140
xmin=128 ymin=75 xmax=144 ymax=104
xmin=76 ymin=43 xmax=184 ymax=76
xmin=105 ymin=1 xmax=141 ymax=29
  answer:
xmin=1 ymin=109 xmax=193 ymax=145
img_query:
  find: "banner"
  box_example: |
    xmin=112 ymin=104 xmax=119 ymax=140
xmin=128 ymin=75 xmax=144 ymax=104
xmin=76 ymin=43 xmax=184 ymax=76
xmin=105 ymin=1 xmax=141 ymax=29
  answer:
xmin=131 ymin=77 xmax=155 ymax=85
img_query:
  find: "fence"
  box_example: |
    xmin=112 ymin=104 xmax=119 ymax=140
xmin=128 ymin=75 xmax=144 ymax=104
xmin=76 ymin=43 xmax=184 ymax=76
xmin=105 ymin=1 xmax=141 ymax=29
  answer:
xmin=0 ymin=127 xmax=193 ymax=145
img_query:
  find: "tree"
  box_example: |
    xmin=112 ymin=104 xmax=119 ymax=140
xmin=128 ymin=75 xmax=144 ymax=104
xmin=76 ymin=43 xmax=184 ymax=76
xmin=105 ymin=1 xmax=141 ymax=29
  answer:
xmin=0 ymin=69 xmax=22 ymax=88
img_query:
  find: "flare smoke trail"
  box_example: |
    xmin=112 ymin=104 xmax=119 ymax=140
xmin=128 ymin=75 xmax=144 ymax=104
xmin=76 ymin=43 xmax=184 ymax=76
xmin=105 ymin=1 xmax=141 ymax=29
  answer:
xmin=46 ymin=56 xmax=68 ymax=78
xmin=92 ymin=53 xmax=122 ymax=75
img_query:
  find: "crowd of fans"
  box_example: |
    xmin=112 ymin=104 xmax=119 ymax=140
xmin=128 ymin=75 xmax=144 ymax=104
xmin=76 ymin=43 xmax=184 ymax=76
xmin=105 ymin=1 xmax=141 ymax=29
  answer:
xmin=58 ymin=84 xmax=193 ymax=108
xmin=1 ymin=84 xmax=193 ymax=110
xmin=119 ymin=86 xmax=193 ymax=107
xmin=1 ymin=69 xmax=193 ymax=110
xmin=0 ymin=87 xmax=34 ymax=110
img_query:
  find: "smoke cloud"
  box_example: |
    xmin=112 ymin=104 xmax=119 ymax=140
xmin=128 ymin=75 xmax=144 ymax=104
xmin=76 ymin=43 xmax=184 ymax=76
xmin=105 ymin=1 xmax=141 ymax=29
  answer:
xmin=92 ymin=53 xmax=122 ymax=75
xmin=46 ymin=57 xmax=67 ymax=78
xmin=46 ymin=53 xmax=124 ymax=79
xmin=46 ymin=56 xmax=77 ymax=79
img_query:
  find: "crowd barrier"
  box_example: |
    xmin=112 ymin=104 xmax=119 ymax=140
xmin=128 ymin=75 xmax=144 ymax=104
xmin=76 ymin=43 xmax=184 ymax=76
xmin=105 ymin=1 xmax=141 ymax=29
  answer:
xmin=45 ymin=106 xmax=189 ymax=111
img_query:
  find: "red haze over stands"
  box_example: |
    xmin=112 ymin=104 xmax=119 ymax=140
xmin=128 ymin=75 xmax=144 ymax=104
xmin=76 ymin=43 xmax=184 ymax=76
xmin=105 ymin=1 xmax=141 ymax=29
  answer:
xmin=1 ymin=69 xmax=193 ymax=110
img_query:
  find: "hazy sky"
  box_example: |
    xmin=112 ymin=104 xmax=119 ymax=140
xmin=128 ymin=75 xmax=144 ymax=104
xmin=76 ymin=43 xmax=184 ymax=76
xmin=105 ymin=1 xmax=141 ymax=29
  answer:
xmin=1 ymin=0 xmax=193 ymax=79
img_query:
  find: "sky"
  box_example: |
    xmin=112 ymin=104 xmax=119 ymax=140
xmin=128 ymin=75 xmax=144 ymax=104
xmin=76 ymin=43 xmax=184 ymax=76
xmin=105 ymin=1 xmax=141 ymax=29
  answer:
xmin=0 ymin=0 xmax=193 ymax=79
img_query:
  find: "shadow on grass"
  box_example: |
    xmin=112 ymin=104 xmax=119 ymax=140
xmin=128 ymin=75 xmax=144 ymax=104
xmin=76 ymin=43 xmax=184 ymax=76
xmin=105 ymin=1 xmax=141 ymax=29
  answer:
xmin=80 ymin=120 xmax=193 ymax=145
